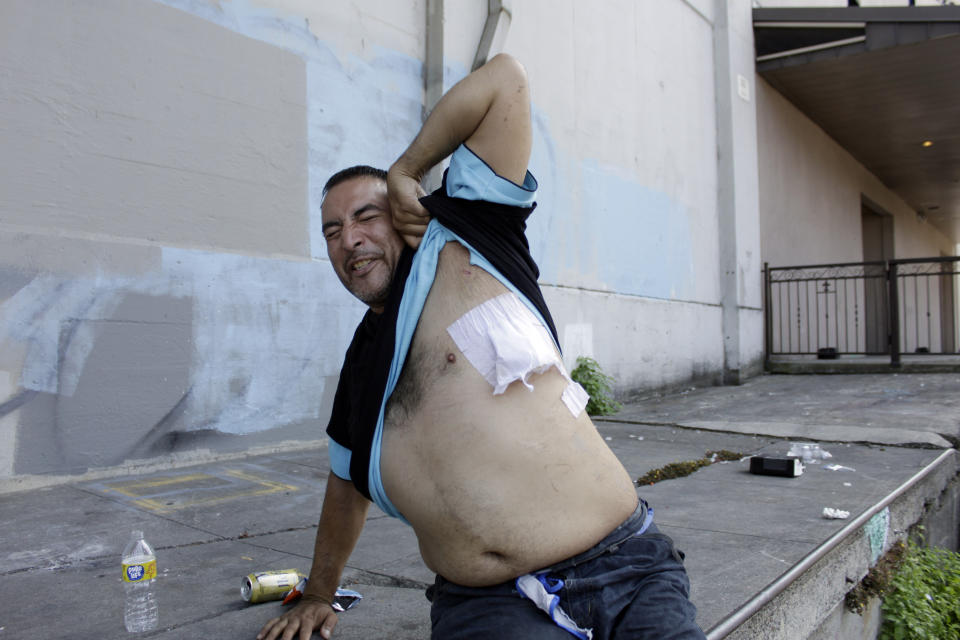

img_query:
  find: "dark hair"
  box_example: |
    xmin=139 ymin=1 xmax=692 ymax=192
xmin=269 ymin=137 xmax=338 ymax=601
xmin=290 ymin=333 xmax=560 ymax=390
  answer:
xmin=322 ymin=165 xmax=387 ymax=198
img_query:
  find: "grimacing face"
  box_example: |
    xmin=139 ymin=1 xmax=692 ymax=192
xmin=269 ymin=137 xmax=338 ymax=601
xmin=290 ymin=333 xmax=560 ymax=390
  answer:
xmin=321 ymin=177 xmax=405 ymax=313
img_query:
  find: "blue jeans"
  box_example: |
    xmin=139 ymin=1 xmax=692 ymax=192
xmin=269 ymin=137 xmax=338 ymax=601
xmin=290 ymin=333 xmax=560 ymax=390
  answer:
xmin=426 ymin=500 xmax=706 ymax=639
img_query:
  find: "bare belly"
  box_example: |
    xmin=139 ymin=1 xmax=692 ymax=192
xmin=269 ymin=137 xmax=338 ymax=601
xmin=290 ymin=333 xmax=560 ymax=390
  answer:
xmin=381 ymin=243 xmax=638 ymax=586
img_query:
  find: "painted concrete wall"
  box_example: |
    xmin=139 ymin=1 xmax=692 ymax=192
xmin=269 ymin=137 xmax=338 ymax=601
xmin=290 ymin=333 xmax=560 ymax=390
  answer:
xmin=0 ymin=0 xmax=388 ymax=481
xmin=480 ymin=0 xmax=763 ymax=389
xmin=0 ymin=0 xmax=762 ymax=483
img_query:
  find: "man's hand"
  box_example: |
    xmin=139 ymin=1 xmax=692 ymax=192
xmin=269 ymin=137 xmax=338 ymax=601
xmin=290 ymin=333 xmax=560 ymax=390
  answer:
xmin=256 ymin=596 xmax=338 ymax=640
xmin=387 ymin=164 xmax=429 ymax=250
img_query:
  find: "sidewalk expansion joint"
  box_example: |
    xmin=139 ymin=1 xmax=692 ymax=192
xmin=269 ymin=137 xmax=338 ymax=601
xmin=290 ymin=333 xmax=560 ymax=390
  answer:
xmin=139 ymin=602 xmax=252 ymax=635
xmin=659 ymin=523 xmax=820 ymax=546
xmin=341 ymin=567 xmax=432 ymax=591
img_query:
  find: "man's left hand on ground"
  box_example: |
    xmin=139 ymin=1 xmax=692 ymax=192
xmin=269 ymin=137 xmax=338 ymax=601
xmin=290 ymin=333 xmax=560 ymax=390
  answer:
xmin=256 ymin=596 xmax=339 ymax=640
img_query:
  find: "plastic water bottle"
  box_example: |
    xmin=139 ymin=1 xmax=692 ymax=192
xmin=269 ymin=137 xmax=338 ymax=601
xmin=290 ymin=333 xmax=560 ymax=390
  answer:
xmin=122 ymin=530 xmax=158 ymax=632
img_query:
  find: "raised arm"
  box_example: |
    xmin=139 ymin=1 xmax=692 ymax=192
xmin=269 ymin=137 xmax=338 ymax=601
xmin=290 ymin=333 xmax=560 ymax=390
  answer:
xmin=257 ymin=472 xmax=370 ymax=640
xmin=388 ymin=53 xmax=532 ymax=247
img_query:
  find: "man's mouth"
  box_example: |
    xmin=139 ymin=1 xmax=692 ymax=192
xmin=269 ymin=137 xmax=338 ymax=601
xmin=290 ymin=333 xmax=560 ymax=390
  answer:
xmin=349 ymin=256 xmax=379 ymax=275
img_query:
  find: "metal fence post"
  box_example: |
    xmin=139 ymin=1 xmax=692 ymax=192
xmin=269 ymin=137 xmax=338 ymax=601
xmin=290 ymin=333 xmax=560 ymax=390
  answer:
xmin=888 ymin=261 xmax=901 ymax=368
xmin=764 ymin=262 xmax=772 ymax=369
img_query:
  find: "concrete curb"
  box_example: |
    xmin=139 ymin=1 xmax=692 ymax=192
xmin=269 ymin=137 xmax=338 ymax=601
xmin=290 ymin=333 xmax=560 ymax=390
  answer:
xmin=708 ymin=448 xmax=959 ymax=639
xmin=0 ymin=439 xmax=328 ymax=496
xmin=766 ymin=360 xmax=960 ymax=375
xmin=603 ymin=418 xmax=954 ymax=449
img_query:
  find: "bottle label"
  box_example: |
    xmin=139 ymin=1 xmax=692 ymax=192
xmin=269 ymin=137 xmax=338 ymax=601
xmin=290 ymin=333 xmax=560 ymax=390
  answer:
xmin=123 ymin=559 xmax=157 ymax=582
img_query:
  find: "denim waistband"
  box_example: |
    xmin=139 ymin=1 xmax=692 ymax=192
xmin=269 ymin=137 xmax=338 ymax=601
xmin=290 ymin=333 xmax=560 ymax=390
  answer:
xmin=534 ymin=498 xmax=652 ymax=575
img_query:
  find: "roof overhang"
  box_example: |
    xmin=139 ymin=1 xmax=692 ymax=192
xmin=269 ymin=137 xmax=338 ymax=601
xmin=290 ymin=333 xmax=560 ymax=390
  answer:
xmin=754 ymin=7 xmax=960 ymax=246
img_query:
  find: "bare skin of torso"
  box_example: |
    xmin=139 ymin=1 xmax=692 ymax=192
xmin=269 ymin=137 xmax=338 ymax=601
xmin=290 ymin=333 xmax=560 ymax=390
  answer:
xmin=380 ymin=242 xmax=639 ymax=588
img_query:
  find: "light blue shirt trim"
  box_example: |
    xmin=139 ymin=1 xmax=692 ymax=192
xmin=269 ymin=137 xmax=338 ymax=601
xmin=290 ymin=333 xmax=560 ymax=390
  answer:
xmin=368 ymin=219 xmax=553 ymax=522
xmin=328 ymin=439 xmax=352 ymax=481
xmin=446 ymin=145 xmax=537 ymax=206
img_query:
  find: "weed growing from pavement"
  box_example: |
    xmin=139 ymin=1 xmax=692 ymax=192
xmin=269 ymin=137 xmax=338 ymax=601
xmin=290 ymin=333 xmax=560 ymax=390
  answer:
xmin=571 ymin=356 xmax=621 ymax=416
xmin=845 ymin=541 xmax=906 ymax=615
xmin=636 ymin=450 xmax=745 ymax=485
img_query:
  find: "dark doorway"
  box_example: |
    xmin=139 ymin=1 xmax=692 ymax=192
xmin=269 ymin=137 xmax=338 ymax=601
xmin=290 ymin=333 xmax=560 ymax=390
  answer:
xmin=861 ymin=201 xmax=893 ymax=354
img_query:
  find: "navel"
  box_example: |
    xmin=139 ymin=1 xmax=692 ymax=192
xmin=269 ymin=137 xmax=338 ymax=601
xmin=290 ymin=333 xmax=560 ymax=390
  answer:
xmin=447 ymin=353 xmax=456 ymax=364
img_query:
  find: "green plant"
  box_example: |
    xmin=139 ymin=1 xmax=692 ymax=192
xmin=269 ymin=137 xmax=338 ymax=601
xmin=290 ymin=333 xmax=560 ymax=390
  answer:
xmin=879 ymin=538 xmax=960 ymax=640
xmin=845 ymin=541 xmax=905 ymax=615
xmin=570 ymin=356 xmax=621 ymax=416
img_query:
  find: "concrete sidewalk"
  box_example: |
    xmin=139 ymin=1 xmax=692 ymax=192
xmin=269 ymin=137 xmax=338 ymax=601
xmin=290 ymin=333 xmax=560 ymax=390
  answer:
xmin=1 ymin=373 xmax=957 ymax=639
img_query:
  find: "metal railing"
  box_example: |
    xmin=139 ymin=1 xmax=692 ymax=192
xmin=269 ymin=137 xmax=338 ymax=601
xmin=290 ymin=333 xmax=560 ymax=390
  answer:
xmin=764 ymin=257 xmax=960 ymax=367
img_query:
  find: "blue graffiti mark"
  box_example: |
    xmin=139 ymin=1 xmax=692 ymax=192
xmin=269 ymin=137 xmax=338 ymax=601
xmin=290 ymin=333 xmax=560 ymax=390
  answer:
xmin=866 ymin=507 xmax=890 ymax=565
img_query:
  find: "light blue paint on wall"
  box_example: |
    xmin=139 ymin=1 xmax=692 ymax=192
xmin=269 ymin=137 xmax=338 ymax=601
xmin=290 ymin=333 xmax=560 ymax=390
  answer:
xmin=161 ymin=247 xmax=362 ymax=434
xmin=577 ymin=159 xmax=695 ymax=300
xmin=305 ymin=45 xmax=424 ymax=260
xmin=441 ymin=62 xmax=694 ymax=304
xmin=526 ymin=152 xmax=695 ymax=301
xmin=524 ymin=107 xmax=569 ymax=285
xmin=154 ymin=0 xmax=425 ymax=261
xmin=1 ymin=273 xmax=130 ymax=396
xmin=0 ymin=247 xmax=363 ymax=435
xmin=524 ymin=124 xmax=695 ymax=301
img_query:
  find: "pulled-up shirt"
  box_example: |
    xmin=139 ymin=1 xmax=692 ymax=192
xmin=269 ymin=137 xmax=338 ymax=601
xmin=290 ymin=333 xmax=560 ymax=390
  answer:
xmin=325 ymin=146 xmax=558 ymax=519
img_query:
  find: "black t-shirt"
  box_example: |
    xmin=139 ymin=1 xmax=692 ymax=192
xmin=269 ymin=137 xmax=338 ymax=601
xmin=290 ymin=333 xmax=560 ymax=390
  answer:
xmin=325 ymin=177 xmax=558 ymax=500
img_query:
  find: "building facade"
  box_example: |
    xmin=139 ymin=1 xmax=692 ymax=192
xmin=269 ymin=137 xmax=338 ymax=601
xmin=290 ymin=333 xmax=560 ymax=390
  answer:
xmin=1 ymin=0 xmax=954 ymax=484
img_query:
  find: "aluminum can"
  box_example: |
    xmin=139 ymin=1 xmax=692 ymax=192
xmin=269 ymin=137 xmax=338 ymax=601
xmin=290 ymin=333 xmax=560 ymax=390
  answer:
xmin=241 ymin=569 xmax=307 ymax=603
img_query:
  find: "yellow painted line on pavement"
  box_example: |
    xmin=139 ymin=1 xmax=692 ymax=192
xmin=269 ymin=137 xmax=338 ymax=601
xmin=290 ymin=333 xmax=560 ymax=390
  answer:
xmin=102 ymin=469 xmax=299 ymax=514
xmin=104 ymin=474 xmax=218 ymax=497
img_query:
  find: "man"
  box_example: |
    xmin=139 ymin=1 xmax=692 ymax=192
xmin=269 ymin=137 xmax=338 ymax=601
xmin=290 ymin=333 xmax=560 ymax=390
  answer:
xmin=258 ymin=54 xmax=704 ymax=640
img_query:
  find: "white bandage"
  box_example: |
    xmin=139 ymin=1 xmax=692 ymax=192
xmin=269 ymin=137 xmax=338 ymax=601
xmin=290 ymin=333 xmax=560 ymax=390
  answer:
xmin=446 ymin=293 xmax=589 ymax=417
xmin=561 ymin=381 xmax=589 ymax=417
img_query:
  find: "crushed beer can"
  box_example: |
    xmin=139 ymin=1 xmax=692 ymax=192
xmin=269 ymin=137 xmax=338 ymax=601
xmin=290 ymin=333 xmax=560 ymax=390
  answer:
xmin=241 ymin=571 xmax=363 ymax=611
xmin=241 ymin=570 xmax=307 ymax=604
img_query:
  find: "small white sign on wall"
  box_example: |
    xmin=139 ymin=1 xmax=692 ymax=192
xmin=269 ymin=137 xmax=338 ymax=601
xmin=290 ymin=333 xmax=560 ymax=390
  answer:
xmin=737 ymin=74 xmax=750 ymax=102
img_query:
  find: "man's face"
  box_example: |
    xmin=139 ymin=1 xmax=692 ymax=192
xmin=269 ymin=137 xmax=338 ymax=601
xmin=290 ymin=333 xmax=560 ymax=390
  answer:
xmin=321 ymin=177 xmax=404 ymax=313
